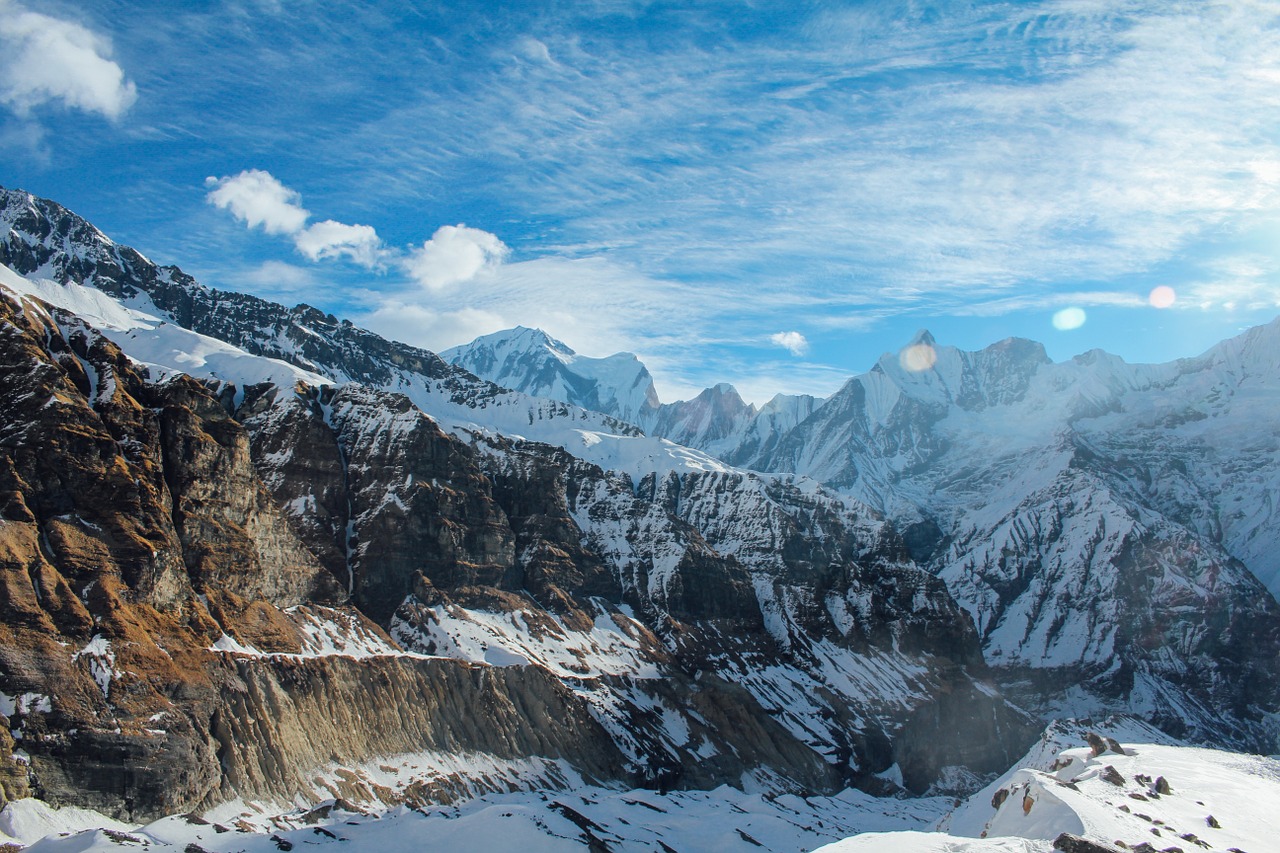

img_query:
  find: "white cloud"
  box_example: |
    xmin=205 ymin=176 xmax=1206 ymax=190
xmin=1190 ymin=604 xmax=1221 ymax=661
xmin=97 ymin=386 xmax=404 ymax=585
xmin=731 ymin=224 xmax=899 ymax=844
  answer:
xmin=769 ymin=331 xmax=809 ymax=356
xmin=207 ymin=170 xmax=384 ymax=269
xmin=295 ymin=220 xmax=383 ymax=267
xmin=402 ymin=225 xmax=510 ymax=291
xmin=205 ymin=172 xmax=504 ymax=287
xmin=206 ymin=170 xmax=310 ymax=235
xmin=0 ymin=1 xmax=137 ymax=120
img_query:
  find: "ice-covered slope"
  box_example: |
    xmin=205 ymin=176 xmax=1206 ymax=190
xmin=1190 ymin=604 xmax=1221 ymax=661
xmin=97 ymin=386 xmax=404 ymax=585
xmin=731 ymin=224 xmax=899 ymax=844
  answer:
xmin=825 ymin=718 xmax=1280 ymax=852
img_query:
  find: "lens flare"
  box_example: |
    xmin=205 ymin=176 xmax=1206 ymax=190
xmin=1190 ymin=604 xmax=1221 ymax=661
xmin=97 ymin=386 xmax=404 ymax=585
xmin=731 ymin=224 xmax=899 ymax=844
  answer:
xmin=900 ymin=343 xmax=937 ymax=372
xmin=1149 ymin=285 xmax=1176 ymax=309
xmin=1052 ymin=307 xmax=1086 ymax=330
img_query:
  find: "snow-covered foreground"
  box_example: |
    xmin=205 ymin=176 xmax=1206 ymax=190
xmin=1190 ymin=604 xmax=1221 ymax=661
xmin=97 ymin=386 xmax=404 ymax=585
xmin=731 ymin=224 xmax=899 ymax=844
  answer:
xmin=6 ymin=785 xmax=950 ymax=852
xmin=6 ymin=721 xmax=1278 ymax=852
xmin=5 ymin=717 xmax=1274 ymax=850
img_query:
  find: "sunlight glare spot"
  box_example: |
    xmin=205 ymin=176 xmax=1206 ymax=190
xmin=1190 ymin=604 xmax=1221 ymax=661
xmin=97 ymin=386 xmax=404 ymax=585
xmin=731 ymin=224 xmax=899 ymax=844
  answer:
xmin=900 ymin=343 xmax=937 ymax=372
xmin=1052 ymin=307 xmax=1086 ymax=331
xmin=1149 ymin=286 xmax=1176 ymax=309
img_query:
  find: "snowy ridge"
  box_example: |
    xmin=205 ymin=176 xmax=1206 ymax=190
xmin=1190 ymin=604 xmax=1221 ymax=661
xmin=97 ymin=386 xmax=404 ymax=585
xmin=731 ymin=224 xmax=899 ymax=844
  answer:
xmin=0 ymin=258 xmax=734 ymax=484
xmin=0 ymin=187 xmax=745 ymax=482
xmin=0 ymin=266 xmax=327 ymax=389
xmin=443 ymin=326 xmax=825 ymax=466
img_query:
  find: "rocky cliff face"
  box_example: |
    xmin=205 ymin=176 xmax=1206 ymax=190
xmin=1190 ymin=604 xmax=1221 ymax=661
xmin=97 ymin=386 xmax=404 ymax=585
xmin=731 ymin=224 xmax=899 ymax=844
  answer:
xmin=0 ymin=288 xmax=631 ymax=820
xmin=0 ymin=186 xmax=1034 ymax=822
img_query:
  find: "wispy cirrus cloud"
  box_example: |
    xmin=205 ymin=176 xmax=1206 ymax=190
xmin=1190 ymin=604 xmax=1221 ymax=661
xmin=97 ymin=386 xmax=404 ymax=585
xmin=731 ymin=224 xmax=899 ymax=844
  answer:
xmin=320 ymin=0 xmax=1280 ymax=315
xmin=76 ymin=0 xmax=1280 ymax=398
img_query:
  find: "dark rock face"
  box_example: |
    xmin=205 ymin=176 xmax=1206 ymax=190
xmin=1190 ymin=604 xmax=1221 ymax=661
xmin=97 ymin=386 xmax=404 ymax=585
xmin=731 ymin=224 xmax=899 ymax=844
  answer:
xmin=159 ymin=377 xmax=344 ymax=608
xmin=235 ymin=382 xmax=518 ymax=622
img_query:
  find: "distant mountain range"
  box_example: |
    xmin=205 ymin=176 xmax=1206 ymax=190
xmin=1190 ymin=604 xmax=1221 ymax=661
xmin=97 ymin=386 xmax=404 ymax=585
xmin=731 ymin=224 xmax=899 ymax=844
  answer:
xmin=448 ymin=297 xmax=1280 ymax=747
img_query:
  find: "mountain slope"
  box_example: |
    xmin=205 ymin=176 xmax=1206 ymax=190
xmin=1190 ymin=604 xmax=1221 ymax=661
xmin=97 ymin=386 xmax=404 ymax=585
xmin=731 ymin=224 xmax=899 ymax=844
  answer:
xmin=745 ymin=332 xmax=1280 ymax=749
xmin=441 ymin=321 xmax=1280 ymax=752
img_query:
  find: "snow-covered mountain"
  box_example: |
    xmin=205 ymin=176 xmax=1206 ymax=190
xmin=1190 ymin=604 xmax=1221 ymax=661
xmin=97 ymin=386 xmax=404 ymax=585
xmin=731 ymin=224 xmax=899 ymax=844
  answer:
xmin=441 ymin=326 xmax=661 ymax=427
xmin=2 ymin=184 xmax=1279 ymax=850
xmin=449 ymin=322 xmax=1280 ymax=750
xmin=741 ymin=329 xmax=1280 ymax=746
xmin=443 ymin=326 xmax=819 ymax=461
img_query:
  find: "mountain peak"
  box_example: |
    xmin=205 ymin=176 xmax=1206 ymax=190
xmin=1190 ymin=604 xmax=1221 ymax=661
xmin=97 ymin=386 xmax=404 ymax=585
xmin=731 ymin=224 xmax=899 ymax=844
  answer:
xmin=466 ymin=325 xmax=573 ymax=355
xmin=443 ymin=327 xmax=660 ymax=424
xmin=908 ymin=328 xmax=937 ymax=347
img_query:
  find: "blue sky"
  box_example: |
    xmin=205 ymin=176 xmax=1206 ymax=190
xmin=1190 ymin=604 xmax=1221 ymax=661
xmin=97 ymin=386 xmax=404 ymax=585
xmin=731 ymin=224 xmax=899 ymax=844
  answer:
xmin=3 ymin=0 xmax=1279 ymax=403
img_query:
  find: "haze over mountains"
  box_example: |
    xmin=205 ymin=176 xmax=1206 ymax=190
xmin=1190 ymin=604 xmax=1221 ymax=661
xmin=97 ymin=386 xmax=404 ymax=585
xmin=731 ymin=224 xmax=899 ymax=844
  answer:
xmin=1 ymin=185 xmax=1278 ymax=852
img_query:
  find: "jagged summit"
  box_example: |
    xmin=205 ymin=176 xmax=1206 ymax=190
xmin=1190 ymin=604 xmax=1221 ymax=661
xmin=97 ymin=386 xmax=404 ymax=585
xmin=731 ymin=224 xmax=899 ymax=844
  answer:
xmin=443 ymin=324 xmax=660 ymax=426
xmin=906 ymin=328 xmax=937 ymax=347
